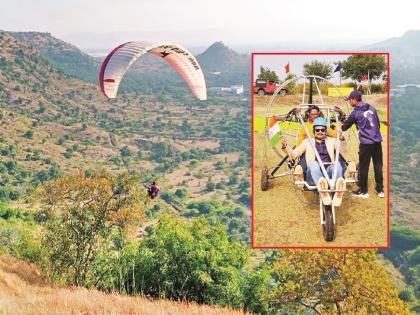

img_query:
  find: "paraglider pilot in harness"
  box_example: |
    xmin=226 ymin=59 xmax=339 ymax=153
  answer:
xmin=147 ymin=181 xmax=160 ymax=199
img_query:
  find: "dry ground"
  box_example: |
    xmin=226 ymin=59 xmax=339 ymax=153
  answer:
xmin=0 ymin=255 xmax=247 ymax=315
xmin=252 ymin=94 xmax=388 ymax=247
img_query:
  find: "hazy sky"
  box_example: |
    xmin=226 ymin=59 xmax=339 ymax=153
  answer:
xmin=1 ymin=0 xmax=420 ymax=47
xmin=253 ymin=55 xmax=350 ymax=82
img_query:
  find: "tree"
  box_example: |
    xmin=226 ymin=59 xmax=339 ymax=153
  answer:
xmin=174 ymin=187 xmax=188 ymax=199
xmin=303 ymin=61 xmax=333 ymax=79
xmin=242 ymin=263 xmax=274 ymax=314
xmin=228 ymin=174 xmax=239 ymax=185
xmin=398 ymin=287 xmax=415 ymax=302
xmin=271 ymin=249 xmax=411 ymax=314
xmin=23 ymin=129 xmax=34 ymax=139
xmin=341 ymin=55 xmax=386 ymax=83
xmin=258 ymin=66 xmax=279 ymax=83
xmin=131 ymin=216 xmax=248 ymax=307
xmin=284 ymin=73 xmax=298 ymax=93
xmin=36 ymin=171 xmax=146 ymax=286
xmin=206 ymin=181 xmax=215 ymax=192
xmin=120 ymin=145 xmax=131 ymax=157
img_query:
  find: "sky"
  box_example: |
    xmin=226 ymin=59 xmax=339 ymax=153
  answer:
xmin=1 ymin=0 xmax=420 ymax=50
xmin=254 ymin=55 xmax=349 ymax=82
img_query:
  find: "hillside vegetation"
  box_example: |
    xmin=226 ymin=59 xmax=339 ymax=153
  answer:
xmin=0 ymin=31 xmax=250 ymax=218
xmin=390 ymin=87 xmax=420 ymax=229
xmin=9 ymin=31 xmax=100 ymax=83
xmin=0 ymin=30 xmax=418 ymax=313
xmin=0 ymin=255 xmax=246 ymax=315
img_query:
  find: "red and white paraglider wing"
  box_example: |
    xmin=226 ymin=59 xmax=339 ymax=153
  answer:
xmin=149 ymin=44 xmax=207 ymax=100
xmin=99 ymin=41 xmax=207 ymax=100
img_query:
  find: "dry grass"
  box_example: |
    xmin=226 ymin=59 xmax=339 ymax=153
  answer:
xmin=0 ymin=255 xmax=247 ymax=315
xmin=253 ymin=94 xmax=388 ymax=247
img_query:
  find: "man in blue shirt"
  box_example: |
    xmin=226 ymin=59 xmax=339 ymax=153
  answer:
xmin=338 ymin=90 xmax=384 ymax=199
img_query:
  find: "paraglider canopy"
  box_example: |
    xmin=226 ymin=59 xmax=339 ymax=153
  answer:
xmin=99 ymin=41 xmax=207 ymax=100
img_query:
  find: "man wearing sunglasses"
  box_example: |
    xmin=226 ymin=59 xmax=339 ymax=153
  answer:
xmin=280 ymin=117 xmax=347 ymax=206
xmin=337 ymin=90 xmax=384 ymax=199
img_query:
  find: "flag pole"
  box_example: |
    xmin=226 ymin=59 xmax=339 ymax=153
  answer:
xmin=339 ymin=69 xmax=342 ymax=86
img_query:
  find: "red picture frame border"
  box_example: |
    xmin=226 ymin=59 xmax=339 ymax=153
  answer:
xmin=251 ymin=52 xmax=391 ymax=249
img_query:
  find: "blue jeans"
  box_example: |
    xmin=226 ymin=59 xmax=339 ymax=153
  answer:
xmin=306 ymin=160 xmax=344 ymax=186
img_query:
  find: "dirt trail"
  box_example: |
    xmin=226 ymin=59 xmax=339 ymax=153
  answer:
xmin=253 ymin=95 xmax=388 ymax=247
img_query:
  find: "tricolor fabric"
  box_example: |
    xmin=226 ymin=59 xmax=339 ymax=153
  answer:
xmin=268 ymin=116 xmax=281 ymax=147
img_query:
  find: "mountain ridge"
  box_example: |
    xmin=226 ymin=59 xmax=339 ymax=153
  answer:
xmin=9 ymin=31 xmax=100 ymax=83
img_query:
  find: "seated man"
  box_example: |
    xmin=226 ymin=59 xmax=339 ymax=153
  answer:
xmin=280 ymin=117 xmax=347 ymax=207
xmin=295 ymin=105 xmax=338 ymax=177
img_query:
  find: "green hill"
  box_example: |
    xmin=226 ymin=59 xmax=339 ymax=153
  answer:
xmin=390 ymin=86 xmax=420 ymax=229
xmin=9 ymin=31 xmax=99 ymax=83
xmin=0 ymin=31 xmax=250 ymax=237
xmin=365 ymin=30 xmax=420 ymax=84
xmin=197 ymin=41 xmax=250 ymax=86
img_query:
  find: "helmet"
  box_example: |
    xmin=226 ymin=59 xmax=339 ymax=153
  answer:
xmin=313 ymin=117 xmax=328 ymax=129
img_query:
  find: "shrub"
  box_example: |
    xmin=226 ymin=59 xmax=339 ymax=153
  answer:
xmin=23 ymin=130 xmax=34 ymax=139
xmin=398 ymin=287 xmax=414 ymax=302
xmin=132 ymin=217 xmax=248 ymax=307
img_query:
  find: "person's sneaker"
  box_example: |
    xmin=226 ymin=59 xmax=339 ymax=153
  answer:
xmin=376 ymin=190 xmax=385 ymax=198
xmin=352 ymin=189 xmax=369 ymax=199
xmin=318 ymin=177 xmax=331 ymax=205
xmin=293 ymin=165 xmax=304 ymax=189
xmin=332 ymin=177 xmax=346 ymax=207
xmin=293 ymin=165 xmax=304 ymax=183
xmin=344 ymin=161 xmax=357 ymax=180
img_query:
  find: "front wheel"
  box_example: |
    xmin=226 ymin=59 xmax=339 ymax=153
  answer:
xmin=258 ymin=89 xmax=265 ymax=96
xmin=322 ymin=204 xmax=335 ymax=242
xmin=279 ymin=89 xmax=287 ymax=96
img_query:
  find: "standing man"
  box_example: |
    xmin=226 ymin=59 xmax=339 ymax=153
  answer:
xmin=338 ymin=90 xmax=384 ymax=198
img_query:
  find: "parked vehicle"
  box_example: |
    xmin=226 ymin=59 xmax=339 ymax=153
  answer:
xmin=254 ymin=79 xmax=288 ymax=96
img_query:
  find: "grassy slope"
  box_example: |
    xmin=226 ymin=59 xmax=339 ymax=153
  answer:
xmin=0 ymin=255 xmax=246 ymax=315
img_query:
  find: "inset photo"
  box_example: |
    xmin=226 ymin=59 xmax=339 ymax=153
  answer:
xmin=252 ymin=53 xmax=389 ymax=247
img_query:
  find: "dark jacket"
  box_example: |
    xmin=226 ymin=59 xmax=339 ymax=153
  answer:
xmin=342 ymin=102 xmax=382 ymax=144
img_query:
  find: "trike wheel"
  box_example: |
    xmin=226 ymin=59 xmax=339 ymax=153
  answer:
xmin=322 ymin=204 xmax=335 ymax=242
